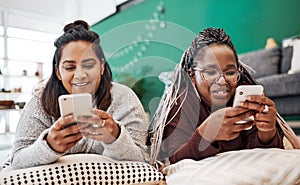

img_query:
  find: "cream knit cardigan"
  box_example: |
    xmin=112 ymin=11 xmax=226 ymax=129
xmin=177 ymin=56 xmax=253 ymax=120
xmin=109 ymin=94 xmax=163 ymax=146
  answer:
xmin=9 ymin=82 xmax=148 ymax=170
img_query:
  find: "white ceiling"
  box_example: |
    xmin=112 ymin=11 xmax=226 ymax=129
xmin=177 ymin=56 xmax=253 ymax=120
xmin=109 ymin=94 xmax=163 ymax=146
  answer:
xmin=0 ymin=0 xmax=129 ymax=34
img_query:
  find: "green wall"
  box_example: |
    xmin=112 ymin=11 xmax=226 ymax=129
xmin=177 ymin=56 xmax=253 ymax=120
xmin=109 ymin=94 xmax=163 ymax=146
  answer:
xmin=92 ymin=0 xmax=300 ymax=117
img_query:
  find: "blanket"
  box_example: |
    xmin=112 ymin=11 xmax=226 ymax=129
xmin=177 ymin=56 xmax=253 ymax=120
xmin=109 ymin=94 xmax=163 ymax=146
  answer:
xmin=163 ymin=148 xmax=300 ymax=185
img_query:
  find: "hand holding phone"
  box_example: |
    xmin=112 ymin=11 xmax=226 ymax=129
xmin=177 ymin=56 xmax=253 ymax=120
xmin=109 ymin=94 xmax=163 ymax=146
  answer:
xmin=233 ymin=85 xmax=264 ymax=124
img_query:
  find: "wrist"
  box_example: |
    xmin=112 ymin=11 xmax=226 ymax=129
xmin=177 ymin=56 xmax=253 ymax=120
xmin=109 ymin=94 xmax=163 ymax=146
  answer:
xmin=197 ymin=123 xmax=214 ymax=143
xmin=105 ymin=123 xmax=121 ymax=144
xmin=257 ymin=128 xmax=277 ymax=144
xmin=114 ymin=124 xmax=121 ymax=139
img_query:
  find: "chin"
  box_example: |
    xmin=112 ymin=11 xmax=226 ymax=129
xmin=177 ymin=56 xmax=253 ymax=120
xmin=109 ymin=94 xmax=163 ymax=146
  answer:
xmin=210 ymin=98 xmax=229 ymax=108
xmin=72 ymin=89 xmax=92 ymax=94
xmin=72 ymin=85 xmax=95 ymax=94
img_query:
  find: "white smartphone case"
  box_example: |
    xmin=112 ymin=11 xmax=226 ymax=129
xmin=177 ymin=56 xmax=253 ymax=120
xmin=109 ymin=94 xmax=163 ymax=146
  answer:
xmin=233 ymin=85 xmax=264 ymax=124
xmin=58 ymin=93 xmax=93 ymax=117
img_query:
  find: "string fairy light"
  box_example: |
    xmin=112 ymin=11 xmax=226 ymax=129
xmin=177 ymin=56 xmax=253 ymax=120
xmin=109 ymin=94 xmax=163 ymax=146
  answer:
xmin=111 ymin=0 xmax=166 ymax=73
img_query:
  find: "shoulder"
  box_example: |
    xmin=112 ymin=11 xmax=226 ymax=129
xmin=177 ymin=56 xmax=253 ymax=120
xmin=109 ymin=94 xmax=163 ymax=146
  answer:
xmin=109 ymin=82 xmax=143 ymax=109
xmin=111 ymin=82 xmax=133 ymax=92
xmin=111 ymin=82 xmax=137 ymax=98
xmin=25 ymin=90 xmax=42 ymax=109
xmin=23 ymin=90 xmax=49 ymax=119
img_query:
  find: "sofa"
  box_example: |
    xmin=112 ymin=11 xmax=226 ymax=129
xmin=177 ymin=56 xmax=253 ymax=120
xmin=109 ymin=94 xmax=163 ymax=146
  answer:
xmin=238 ymin=45 xmax=300 ymax=116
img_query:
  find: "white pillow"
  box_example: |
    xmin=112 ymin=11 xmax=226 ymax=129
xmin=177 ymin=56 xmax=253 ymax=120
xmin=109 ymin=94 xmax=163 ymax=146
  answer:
xmin=0 ymin=154 xmax=164 ymax=185
xmin=288 ymin=39 xmax=300 ymax=74
xmin=163 ymin=148 xmax=300 ymax=185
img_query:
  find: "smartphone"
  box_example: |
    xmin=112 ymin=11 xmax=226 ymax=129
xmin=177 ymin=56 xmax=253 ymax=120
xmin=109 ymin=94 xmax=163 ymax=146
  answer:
xmin=233 ymin=85 xmax=264 ymax=124
xmin=58 ymin=93 xmax=93 ymax=118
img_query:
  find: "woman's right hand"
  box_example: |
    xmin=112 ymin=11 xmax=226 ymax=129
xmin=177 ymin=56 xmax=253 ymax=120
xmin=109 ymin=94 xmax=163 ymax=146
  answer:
xmin=46 ymin=115 xmax=83 ymax=153
xmin=197 ymin=107 xmax=254 ymax=143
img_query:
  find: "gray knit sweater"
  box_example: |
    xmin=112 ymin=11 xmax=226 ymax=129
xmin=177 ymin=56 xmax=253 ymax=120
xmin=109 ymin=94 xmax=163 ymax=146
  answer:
xmin=8 ymin=82 xmax=148 ymax=170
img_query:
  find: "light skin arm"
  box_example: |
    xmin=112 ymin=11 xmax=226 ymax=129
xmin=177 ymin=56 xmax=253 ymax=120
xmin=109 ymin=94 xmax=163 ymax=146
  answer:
xmin=46 ymin=114 xmax=83 ymax=153
xmin=76 ymin=109 xmax=120 ymax=144
xmin=47 ymin=108 xmax=121 ymax=153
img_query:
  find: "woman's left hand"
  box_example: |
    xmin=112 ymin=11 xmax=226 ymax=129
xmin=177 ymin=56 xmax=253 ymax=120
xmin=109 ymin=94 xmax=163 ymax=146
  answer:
xmin=76 ymin=109 xmax=120 ymax=144
xmin=238 ymin=95 xmax=277 ymax=143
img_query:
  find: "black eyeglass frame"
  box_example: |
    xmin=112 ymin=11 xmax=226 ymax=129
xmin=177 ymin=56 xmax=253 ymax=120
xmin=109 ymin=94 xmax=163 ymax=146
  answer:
xmin=192 ymin=67 xmax=241 ymax=84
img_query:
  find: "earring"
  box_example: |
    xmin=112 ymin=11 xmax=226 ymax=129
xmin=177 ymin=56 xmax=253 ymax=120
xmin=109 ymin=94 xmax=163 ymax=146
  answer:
xmin=101 ymin=68 xmax=105 ymax=75
xmin=189 ymin=70 xmax=195 ymax=78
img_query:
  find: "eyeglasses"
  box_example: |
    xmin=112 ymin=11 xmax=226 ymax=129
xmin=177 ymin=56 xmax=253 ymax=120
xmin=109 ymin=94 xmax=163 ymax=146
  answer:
xmin=193 ymin=67 xmax=240 ymax=84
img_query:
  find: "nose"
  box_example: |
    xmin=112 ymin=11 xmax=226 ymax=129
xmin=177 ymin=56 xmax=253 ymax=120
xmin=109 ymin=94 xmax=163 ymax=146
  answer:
xmin=74 ymin=67 xmax=87 ymax=79
xmin=216 ymin=73 xmax=227 ymax=84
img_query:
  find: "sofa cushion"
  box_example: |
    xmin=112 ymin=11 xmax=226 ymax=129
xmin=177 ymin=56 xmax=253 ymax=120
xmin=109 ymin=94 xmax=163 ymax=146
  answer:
xmin=271 ymin=96 xmax=300 ymax=116
xmin=257 ymin=72 xmax=300 ymax=97
xmin=239 ymin=47 xmax=280 ymax=78
xmin=288 ymin=39 xmax=300 ymax=74
xmin=280 ymin=46 xmax=293 ymax=73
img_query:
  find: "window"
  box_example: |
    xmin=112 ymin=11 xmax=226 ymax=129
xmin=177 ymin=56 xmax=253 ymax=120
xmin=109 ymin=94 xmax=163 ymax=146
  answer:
xmin=0 ymin=26 xmax=3 ymax=59
xmin=1 ymin=27 xmax=58 ymax=94
xmin=0 ymin=26 xmax=3 ymax=35
xmin=7 ymin=37 xmax=54 ymax=62
xmin=7 ymin=27 xmax=56 ymax=64
xmin=0 ymin=37 xmax=3 ymax=59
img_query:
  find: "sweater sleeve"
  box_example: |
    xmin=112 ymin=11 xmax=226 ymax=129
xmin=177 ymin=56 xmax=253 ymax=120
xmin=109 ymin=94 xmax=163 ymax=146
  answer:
xmin=244 ymin=126 xmax=284 ymax=149
xmin=11 ymin=93 xmax=64 ymax=169
xmin=169 ymin=130 xmax=221 ymax=164
xmin=159 ymin=85 xmax=286 ymax=164
xmin=101 ymin=83 xmax=148 ymax=162
xmin=159 ymin=93 xmax=223 ymax=164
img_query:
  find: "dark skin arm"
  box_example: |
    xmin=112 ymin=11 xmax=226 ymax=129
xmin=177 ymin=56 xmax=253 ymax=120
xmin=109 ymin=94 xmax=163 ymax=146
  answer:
xmin=197 ymin=107 xmax=254 ymax=142
xmin=197 ymin=95 xmax=277 ymax=144
xmin=238 ymin=95 xmax=277 ymax=144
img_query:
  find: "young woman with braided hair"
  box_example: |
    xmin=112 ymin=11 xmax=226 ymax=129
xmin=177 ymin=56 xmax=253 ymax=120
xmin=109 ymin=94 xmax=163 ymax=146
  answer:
xmin=148 ymin=28 xmax=300 ymax=166
xmin=2 ymin=20 xmax=148 ymax=170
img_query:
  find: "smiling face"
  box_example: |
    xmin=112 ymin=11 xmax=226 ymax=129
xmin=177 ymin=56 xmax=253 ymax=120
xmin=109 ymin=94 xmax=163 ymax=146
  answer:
xmin=56 ymin=40 xmax=104 ymax=95
xmin=192 ymin=44 xmax=239 ymax=108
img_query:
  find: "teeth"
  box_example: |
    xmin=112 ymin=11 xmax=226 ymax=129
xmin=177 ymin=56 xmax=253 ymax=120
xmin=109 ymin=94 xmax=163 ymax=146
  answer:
xmin=74 ymin=82 xmax=88 ymax=87
xmin=214 ymin=91 xmax=227 ymax=95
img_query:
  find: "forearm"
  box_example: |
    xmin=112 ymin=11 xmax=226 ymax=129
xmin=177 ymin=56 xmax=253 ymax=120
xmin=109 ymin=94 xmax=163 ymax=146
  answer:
xmin=257 ymin=129 xmax=277 ymax=144
xmin=102 ymin=125 xmax=146 ymax=162
xmin=104 ymin=83 xmax=148 ymax=161
xmin=169 ymin=131 xmax=221 ymax=164
xmin=11 ymin=129 xmax=63 ymax=169
xmin=256 ymin=129 xmax=284 ymax=148
xmin=244 ymin=126 xmax=284 ymax=149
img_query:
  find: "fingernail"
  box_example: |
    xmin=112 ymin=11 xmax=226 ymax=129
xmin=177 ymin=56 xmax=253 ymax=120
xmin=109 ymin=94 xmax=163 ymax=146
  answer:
xmin=239 ymin=102 xmax=244 ymax=106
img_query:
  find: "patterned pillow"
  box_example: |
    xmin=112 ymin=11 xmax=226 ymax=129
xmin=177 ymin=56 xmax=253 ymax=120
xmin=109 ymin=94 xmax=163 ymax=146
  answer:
xmin=0 ymin=154 xmax=164 ymax=185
